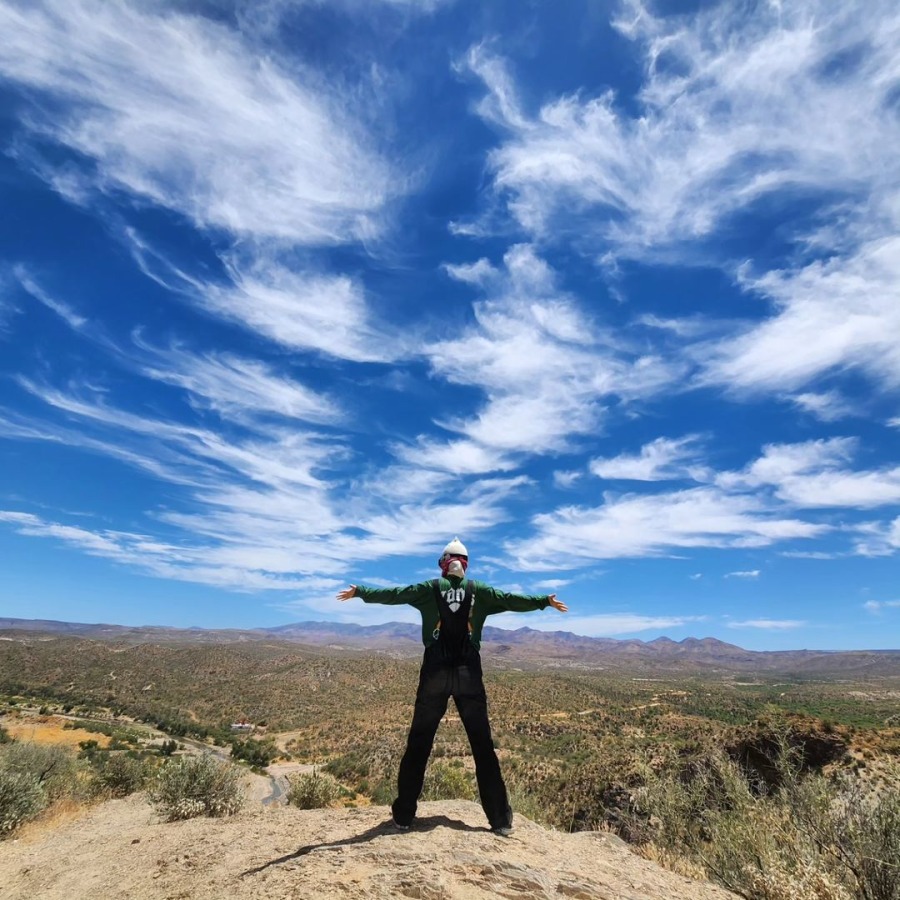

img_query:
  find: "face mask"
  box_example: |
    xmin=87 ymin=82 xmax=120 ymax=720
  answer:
xmin=439 ymin=553 xmax=468 ymax=577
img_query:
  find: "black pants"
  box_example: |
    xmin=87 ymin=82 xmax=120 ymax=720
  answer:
xmin=391 ymin=643 xmax=512 ymax=829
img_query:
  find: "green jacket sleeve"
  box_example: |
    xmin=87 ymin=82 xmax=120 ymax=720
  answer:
xmin=355 ymin=582 xmax=433 ymax=609
xmin=473 ymin=581 xmax=551 ymax=615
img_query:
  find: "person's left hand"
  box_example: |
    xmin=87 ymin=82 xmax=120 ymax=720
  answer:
xmin=548 ymin=594 xmax=568 ymax=612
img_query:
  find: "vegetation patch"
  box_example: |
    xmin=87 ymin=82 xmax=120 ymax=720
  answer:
xmin=286 ymin=768 xmax=344 ymax=809
xmin=148 ymin=754 xmax=245 ymax=821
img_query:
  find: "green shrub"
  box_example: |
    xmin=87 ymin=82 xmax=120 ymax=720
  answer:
xmin=506 ymin=783 xmax=547 ymax=826
xmin=421 ymin=761 xmax=475 ymax=802
xmin=230 ymin=737 xmax=277 ymax=768
xmin=148 ymin=754 xmax=244 ymax=821
xmin=323 ymin=750 xmax=370 ymax=782
xmin=92 ymin=753 xmax=153 ymax=798
xmin=287 ymin=768 xmax=342 ymax=809
xmin=370 ymin=777 xmax=394 ymax=805
xmin=787 ymin=772 xmax=900 ymax=900
xmin=0 ymin=769 xmax=46 ymax=836
xmin=632 ymin=744 xmax=900 ymax=900
xmin=0 ymin=741 xmax=82 ymax=802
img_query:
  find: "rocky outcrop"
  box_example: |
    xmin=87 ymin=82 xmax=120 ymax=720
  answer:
xmin=0 ymin=796 xmax=738 ymax=900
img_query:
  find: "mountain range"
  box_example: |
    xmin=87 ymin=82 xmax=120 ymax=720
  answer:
xmin=3 ymin=617 xmax=899 ymax=677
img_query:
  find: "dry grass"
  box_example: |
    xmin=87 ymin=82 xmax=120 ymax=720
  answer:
xmin=2 ymin=715 xmax=111 ymax=749
xmin=12 ymin=796 xmax=98 ymax=843
xmin=637 ymin=843 xmax=709 ymax=882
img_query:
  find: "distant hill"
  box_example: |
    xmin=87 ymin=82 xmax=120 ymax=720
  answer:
xmin=3 ymin=616 xmax=899 ymax=677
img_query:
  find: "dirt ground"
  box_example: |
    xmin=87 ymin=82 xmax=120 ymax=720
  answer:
xmin=0 ymin=796 xmax=739 ymax=900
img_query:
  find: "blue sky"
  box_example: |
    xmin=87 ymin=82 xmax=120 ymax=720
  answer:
xmin=1 ymin=0 xmax=898 ymax=650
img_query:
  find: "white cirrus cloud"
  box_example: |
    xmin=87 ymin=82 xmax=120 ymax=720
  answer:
xmin=720 ymin=438 xmax=900 ymax=509
xmin=727 ymin=619 xmax=807 ymax=630
xmin=853 ymin=517 xmax=900 ymax=557
xmin=863 ymin=599 xmax=900 ymax=614
xmin=465 ymin=1 xmax=900 ymax=254
xmin=504 ymin=486 xmax=826 ymax=570
xmin=700 ymin=239 xmax=900 ymax=392
xmin=0 ymin=509 xmax=315 ymax=590
xmin=125 ymin=233 xmax=401 ymax=362
xmin=0 ymin=0 xmax=397 ymax=244
xmin=553 ymin=470 xmax=582 ymax=489
xmin=789 ymin=390 xmax=856 ymax=423
xmin=203 ymin=254 xmax=404 ymax=363
xmin=423 ymin=244 xmax=681 ymax=471
xmin=489 ymin=611 xmax=706 ymax=637
xmin=464 ymin=2 xmax=900 ymax=396
xmin=725 ymin=570 xmax=760 ymax=579
xmin=14 ymin=266 xmax=87 ymax=331
xmin=589 ymin=435 xmax=706 ymax=482
xmin=133 ymin=339 xmax=343 ymax=426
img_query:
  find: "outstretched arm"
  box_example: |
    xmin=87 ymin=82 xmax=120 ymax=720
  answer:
xmin=336 ymin=585 xmax=357 ymax=601
xmin=547 ymin=594 xmax=568 ymax=613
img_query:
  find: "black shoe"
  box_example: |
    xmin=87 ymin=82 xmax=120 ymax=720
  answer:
xmin=491 ymin=825 xmax=514 ymax=836
xmin=391 ymin=816 xmax=411 ymax=831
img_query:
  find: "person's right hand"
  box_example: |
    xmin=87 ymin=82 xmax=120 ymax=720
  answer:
xmin=336 ymin=585 xmax=358 ymax=602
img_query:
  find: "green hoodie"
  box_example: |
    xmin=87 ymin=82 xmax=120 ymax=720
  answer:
xmin=356 ymin=576 xmax=551 ymax=650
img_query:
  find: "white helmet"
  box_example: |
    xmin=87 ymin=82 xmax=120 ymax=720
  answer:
xmin=441 ymin=537 xmax=468 ymax=558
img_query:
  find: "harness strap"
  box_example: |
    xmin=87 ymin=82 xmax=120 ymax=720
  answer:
xmin=431 ymin=578 xmax=475 ymax=642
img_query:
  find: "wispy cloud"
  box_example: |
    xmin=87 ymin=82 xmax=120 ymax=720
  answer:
xmin=423 ymin=244 xmax=680 ymax=470
xmin=725 ymin=570 xmax=760 ymax=579
xmin=505 ymin=486 xmax=826 ymax=570
xmin=701 ymin=240 xmax=900 ymax=392
xmin=789 ymin=390 xmax=856 ymax=423
xmin=553 ymin=470 xmax=582 ymax=489
xmin=14 ymin=266 xmax=87 ymax=331
xmin=589 ymin=435 xmax=706 ymax=481
xmin=534 ymin=578 xmax=570 ymax=590
xmin=0 ymin=362 xmax=532 ymax=589
xmin=466 ymin=2 xmax=900 ymax=252
xmin=863 ymin=599 xmax=900 ymax=614
xmin=203 ymin=253 xmax=404 ymax=363
xmin=720 ymin=438 xmax=900 ymax=509
xmin=133 ymin=338 xmax=343 ymax=426
xmin=463 ymin=2 xmax=900 ymax=397
xmin=0 ymin=0 xmax=398 ymax=244
xmin=492 ymin=611 xmax=706 ymax=637
xmin=0 ymin=509 xmax=314 ymax=590
xmin=727 ymin=619 xmax=807 ymax=630
xmin=853 ymin=517 xmax=900 ymax=557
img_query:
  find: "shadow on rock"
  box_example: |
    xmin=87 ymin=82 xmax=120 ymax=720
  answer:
xmin=240 ymin=814 xmax=479 ymax=877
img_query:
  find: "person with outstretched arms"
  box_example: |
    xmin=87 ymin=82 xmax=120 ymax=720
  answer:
xmin=337 ymin=537 xmax=568 ymax=835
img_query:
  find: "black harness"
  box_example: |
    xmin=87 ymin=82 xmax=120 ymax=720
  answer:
xmin=431 ymin=578 xmax=475 ymax=658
